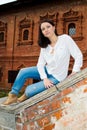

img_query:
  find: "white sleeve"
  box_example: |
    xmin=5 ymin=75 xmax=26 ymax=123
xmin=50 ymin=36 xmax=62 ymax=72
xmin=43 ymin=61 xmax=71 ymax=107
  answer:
xmin=67 ymin=35 xmax=83 ymax=72
xmin=37 ymin=49 xmax=47 ymax=79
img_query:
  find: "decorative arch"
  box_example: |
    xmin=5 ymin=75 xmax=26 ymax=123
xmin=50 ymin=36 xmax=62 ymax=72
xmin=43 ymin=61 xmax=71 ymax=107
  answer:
xmin=0 ymin=21 xmax=7 ymax=46
xmin=62 ymin=9 xmax=83 ymax=41
xmin=17 ymin=16 xmax=34 ymax=45
xmin=40 ymin=12 xmax=59 ymax=28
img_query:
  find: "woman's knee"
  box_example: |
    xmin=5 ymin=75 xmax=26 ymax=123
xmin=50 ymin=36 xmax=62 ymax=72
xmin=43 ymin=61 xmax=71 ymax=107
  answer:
xmin=25 ymin=81 xmax=46 ymax=98
xmin=19 ymin=68 xmax=25 ymax=74
xmin=25 ymin=87 xmax=31 ymax=98
xmin=18 ymin=67 xmax=32 ymax=76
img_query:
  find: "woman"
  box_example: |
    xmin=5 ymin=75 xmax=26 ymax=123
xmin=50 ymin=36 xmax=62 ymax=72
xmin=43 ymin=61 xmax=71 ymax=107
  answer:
xmin=2 ymin=19 xmax=83 ymax=106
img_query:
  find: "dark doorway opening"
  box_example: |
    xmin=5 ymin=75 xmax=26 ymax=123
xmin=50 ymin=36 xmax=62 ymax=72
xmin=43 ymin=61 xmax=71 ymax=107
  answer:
xmin=8 ymin=70 xmax=19 ymax=83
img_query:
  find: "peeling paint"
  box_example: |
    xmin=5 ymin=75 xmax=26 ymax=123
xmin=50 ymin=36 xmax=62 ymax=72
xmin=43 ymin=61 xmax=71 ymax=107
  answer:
xmin=52 ymin=85 xmax=87 ymax=130
xmin=38 ymin=109 xmax=46 ymax=115
xmin=62 ymin=97 xmax=71 ymax=103
xmin=84 ymin=88 xmax=87 ymax=93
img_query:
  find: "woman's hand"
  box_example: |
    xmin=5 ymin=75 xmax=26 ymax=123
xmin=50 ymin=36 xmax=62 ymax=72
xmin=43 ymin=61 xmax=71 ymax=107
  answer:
xmin=43 ymin=78 xmax=54 ymax=88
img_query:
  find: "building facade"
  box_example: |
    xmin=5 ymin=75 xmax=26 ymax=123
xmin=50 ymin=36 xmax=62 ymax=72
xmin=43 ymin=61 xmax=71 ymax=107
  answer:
xmin=0 ymin=0 xmax=87 ymax=90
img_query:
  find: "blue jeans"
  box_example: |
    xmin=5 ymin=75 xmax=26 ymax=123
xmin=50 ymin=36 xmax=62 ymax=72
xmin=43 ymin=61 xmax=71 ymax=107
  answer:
xmin=11 ymin=66 xmax=60 ymax=98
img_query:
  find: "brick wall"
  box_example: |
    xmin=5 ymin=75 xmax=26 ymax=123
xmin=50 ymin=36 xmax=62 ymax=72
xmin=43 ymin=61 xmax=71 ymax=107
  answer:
xmin=0 ymin=0 xmax=87 ymax=90
xmin=0 ymin=68 xmax=87 ymax=130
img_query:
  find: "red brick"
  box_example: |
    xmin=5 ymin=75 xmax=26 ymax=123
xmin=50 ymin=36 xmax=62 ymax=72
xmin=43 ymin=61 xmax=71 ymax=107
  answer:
xmin=75 ymin=78 xmax=87 ymax=88
xmin=38 ymin=105 xmax=51 ymax=115
xmin=50 ymin=100 xmax=61 ymax=110
xmin=26 ymin=108 xmax=38 ymax=121
xmin=62 ymin=96 xmax=71 ymax=104
xmin=28 ymin=121 xmax=36 ymax=130
xmin=42 ymin=124 xmax=55 ymax=130
xmin=22 ymin=124 xmax=28 ymax=130
xmin=37 ymin=116 xmax=50 ymax=127
xmin=37 ymin=99 xmax=50 ymax=107
xmin=60 ymin=86 xmax=75 ymax=96
xmin=51 ymin=110 xmax=63 ymax=120
xmin=84 ymin=88 xmax=87 ymax=93
xmin=16 ymin=116 xmax=22 ymax=123
xmin=16 ymin=123 xmax=23 ymax=130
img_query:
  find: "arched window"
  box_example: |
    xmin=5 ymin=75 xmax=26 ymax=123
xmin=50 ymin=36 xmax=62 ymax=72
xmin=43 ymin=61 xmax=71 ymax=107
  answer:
xmin=68 ymin=23 xmax=76 ymax=36
xmin=18 ymin=17 xmax=34 ymax=45
xmin=23 ymin=30 xmax=29 ymax=40
xmin=0 ymin=32 xmax=4 ymax=42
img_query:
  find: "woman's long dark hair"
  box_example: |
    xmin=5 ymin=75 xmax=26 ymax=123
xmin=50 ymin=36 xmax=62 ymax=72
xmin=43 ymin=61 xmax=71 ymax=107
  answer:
xmin=38 ymin=19 xmax=58 ymax=48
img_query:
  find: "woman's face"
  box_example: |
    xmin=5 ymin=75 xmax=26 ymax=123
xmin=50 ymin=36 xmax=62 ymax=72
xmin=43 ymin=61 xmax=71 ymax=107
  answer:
xmin=40 ymin=22 xmax=55 ymax=38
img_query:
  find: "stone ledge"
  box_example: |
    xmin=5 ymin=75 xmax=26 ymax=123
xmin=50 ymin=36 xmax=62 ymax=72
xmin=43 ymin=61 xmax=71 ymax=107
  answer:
xmin=56 ymin=67 xmax=87 ymax=91
xmin=0 ymin=67 xmax=87 ymax=114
